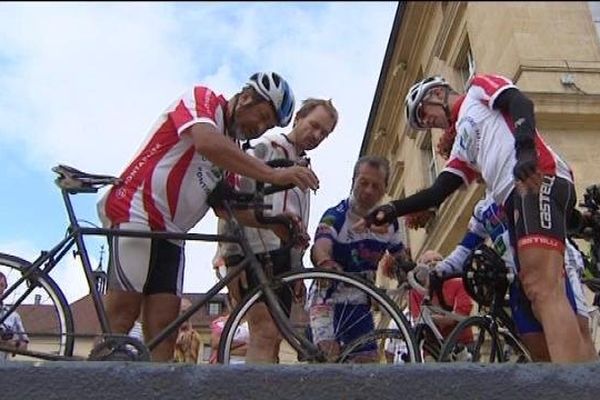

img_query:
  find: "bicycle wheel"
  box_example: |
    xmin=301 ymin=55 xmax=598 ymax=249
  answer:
xmin=337 ymin=329 xmax=412 ymax=364
xmin=217 ymin=268 xmax=419 ymax=365
xmin=497 ymin=327 xmax=532 ymax=363
xmin=0 ymin=253 xmax=74 ymax=360
xmin=439 ymin=316 xmax=499 ymax=362
xmin=439 ymin=316 xmax=530 ymax=363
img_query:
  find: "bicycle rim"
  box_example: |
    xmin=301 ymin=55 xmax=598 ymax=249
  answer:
xmin=439 ymin=316 xmax=502 ymax=363
xmin=0 ymin=253 xmax=74 ymax=360
xmin=498 ymin=328 xmax=532 ymax=363
xmin=337 ymin=329 xmax=415 ymax=364
xmin=217 ymin=268 xmax=419 ymax=365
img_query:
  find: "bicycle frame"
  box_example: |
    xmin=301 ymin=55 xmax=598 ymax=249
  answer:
xmin=1 ymin=182 xmax=320 ymax=361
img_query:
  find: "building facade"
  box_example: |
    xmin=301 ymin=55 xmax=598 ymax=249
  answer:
xmin=362 ymin=1 xmax=600 ymax=260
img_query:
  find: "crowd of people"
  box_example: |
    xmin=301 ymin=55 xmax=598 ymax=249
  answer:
xmin=94 ymin=69 xmax=598 ymax=364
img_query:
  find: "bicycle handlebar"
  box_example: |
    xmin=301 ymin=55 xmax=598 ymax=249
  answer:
xmin=406 ymin=267 xmax=461 ymax=311
xmin=210 ymin=158 xmax=305 ymax=253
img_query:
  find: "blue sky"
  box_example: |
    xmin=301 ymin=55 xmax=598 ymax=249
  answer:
xmin=0 ymin=2 xmax=398 ymax=302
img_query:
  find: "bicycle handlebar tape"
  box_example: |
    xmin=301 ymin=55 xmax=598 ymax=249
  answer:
xmin=266 ymin=158 xmax=295 ymax=168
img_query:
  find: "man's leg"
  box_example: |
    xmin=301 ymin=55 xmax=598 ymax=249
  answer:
xmin=142 ymin=294 xmax=181 ymax=362
xmin=577 ymin=314 xmax=598 ymax=360
xmin=104 ymin=226 xmax=148 ymax=337
xmin=519 ymin=247 xmax=592 ymax=362
xmin=104 ymin=290 xmax=142 ymax=334
xmin=246 ymin=303 xmax=282 ymax=363
xmin=225 ymin=267 xmax=282 ymax=363
xmin=520 ymin=332 xmax=550 ymax=362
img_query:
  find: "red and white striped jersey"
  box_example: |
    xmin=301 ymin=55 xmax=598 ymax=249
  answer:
xmin=220 ymin=132 xmax=311 ymax=255
xmin=443 ymin=74 xmax=573 ymax=206
xmin=98 ymin=86 xmax=230 ymax=233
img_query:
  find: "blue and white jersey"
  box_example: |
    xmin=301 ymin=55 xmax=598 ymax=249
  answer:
xmin=311 ymin=198 xmax=405 ymax=306
xmin=314 ymin=198 xmax=405 ymax=276
xmin=467 ymin=193 xmax=514 ymax=269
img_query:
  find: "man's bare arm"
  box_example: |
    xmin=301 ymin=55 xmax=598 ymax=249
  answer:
xmin=311 ymin=237 xmax=341 ymax=269
xmin=188 ymin=123 xmax=318 ymax=191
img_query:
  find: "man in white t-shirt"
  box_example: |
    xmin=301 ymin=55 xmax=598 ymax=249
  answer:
xmin=359 ymin=74 xmax=596 ymax=362
xmin=97 ymin=72 xmax=319 ymax=361
xmin=220 ymin=98 xmax=339 ymax=363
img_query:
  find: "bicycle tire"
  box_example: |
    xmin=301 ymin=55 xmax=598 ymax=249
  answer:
xmin=217 ymin=268 xmax=419 ymax=364
xmin=498 ymin=327 xmax=532 ymax=363
xmin=0 ymin=252 xmax=74 ymax=359
xmin=438 ymin=316 xmax=499 ymax=362
xmin=438 ymin=315 xmax=530 ymax=363
xmin=337 ymin=329 xmax=410 ymax=364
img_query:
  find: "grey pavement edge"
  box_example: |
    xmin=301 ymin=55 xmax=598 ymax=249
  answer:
xmin=1 ymin=361 xmax=599 ymax=400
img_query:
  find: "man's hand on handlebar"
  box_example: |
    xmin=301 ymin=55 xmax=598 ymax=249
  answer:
xmin=270 ymin=165 xmax=319 ymax=192
xmin=269 ymin=212 xmax=308 ymax=247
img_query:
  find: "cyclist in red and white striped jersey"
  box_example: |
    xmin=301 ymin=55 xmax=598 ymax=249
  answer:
xmin=97 ymin=72 xmax=318 ymax=361
xmin=359 ymin=73 xmax=597 ymax=362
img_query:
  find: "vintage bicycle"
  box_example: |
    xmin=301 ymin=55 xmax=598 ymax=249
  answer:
xmin=0 ymin=162 xmax=419 ymax=364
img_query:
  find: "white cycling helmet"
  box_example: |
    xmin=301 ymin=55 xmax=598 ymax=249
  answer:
xmin=246 ymin=72 xmax=295 ymax=127
xmin=405 ymin=75 xmax=451 ymax=130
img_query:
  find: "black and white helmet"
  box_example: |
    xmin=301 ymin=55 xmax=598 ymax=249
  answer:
xmin=404 ymin=75 xmax=450 ymax=130
xmin=246 ymin=72 xmax=295 ymax=127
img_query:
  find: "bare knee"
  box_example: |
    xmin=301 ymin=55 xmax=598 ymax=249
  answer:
xmin=142 ymin=294 xmax=181 ymax=334
xmin=519 ymin=248 xmax=564 ymax=306
xmin=248 ymin=306 xmax=281 ymax=343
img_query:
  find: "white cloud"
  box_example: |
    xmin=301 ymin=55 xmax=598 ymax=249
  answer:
xmin=0 ymin=2 xmax=397 ymax=296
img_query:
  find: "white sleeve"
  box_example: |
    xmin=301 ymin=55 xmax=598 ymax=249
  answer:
xmin=13 ymin=313 xmax=29 ymax=343
xmin=437 ymin=245 xmax=472 ymax=276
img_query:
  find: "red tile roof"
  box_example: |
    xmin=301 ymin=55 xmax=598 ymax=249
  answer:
xmin=16 ymin=293 xmax=230 ymax=336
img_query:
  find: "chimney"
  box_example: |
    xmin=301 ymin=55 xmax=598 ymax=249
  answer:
xmin=34 ymin=294 xmax=42 ymax=305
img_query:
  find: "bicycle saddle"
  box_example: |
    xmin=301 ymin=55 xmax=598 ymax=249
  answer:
xmin=52 ymin=164 xmax=121 ymax=193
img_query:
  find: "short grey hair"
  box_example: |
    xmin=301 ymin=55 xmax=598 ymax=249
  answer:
xmin=352 ymin=155 xmax=390 ymax=187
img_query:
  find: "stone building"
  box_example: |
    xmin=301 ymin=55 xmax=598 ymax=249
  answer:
xmin=361 ymin=1 xmax=600 ymax=260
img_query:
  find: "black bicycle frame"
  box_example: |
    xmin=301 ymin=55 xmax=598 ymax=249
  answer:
xmin=1 ymin=186 xmax=320 ymax=359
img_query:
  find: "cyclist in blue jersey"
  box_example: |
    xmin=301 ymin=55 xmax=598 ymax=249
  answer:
xmin=435 ymin=192 xmax=597 ymax=361
xmin=310 ymin=156 xmax=409 ymax=361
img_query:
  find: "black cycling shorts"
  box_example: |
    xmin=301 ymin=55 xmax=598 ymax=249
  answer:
xmin=107 ymin=222 xmax=184 ymax=295
xmin=503 ymin=175 xmax=578 ymax=333
xmin=504 ymin=175 xmax=575 ymax=253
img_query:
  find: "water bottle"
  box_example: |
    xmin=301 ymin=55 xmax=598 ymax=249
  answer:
xmin=452 ymin=344 xmax=472 ymax=362
xmin=309 ymin=303 xmax=335 ymax=344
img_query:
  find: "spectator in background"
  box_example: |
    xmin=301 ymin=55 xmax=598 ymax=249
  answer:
xmin=0 ymin=271 xmax=29 ymax=360
xmin=173 ymin=298 xmax=202 ymax=363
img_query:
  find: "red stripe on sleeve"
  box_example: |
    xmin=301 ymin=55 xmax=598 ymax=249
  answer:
xmin=169 ymin=100 xmax=195 ymax=132
xmin=194 ymin=86 xmax=219 ymax=120
xmin=470 ymin=74 xmax=510 ymax=98
xmin=446 ymin=158 xmax=478 ymax=184
xmin=534 ymin=133 xmax=557 ymax=175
